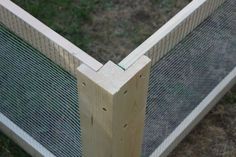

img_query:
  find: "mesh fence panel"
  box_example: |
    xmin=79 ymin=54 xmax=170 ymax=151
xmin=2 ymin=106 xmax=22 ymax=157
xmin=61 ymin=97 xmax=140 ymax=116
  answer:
xmin=0 ymin=24 xmax=82 ymax=157
xmin=1 ymin=0 xmax=236 ymax=157
xmin=143 ymin=0 xmax=236 ymax=156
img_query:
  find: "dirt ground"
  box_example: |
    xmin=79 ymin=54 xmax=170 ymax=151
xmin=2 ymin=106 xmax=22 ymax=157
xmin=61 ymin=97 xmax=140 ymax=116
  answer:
xmin=169 ymin=86 xmax=236 ymax=157
xmin=80 ymin=0 xmax=192 ymax=63
xmin=1 ymin=86 xmax=235 ymax=157
xmin=12 ymin=0 xmax=191 ymax=64
xmin=1 ymin=0 xmax=235 ymax=157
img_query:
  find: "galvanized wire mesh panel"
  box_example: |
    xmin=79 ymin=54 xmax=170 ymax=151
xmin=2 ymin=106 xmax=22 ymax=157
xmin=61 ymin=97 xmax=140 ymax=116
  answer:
xmin=0 ymin=24 xmax=82 ymax=157
xmin=119 ymin=0 xmax=226 ymax=69
xmin=145 ymin=0 xmax=226 ymax=66
xmin=143 ymin=0 xmax=236 ymax=156
xmin=0 ymin=0 xmax=102 ymax=77
xmin=1 ymin=0 xmax=235 ymax=157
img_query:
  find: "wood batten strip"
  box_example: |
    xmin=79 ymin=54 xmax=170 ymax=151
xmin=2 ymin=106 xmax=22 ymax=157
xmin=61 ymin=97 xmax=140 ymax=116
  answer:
xmin=0 ymin=114 xmax=56 ymax=157
xmin=150 ymin=67 xmax=236 ymax=157
xmin=119 ymin=0 xmax=226 ymax=69
xmin=147 ymin=0 xmax=226 ymax=66
xmin=0 ymin=0 xmax=103 ymax=76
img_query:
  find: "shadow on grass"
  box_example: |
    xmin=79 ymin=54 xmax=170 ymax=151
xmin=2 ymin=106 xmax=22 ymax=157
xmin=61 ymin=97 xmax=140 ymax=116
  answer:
xmin=0 ymin=132 xmax=30 ymax=157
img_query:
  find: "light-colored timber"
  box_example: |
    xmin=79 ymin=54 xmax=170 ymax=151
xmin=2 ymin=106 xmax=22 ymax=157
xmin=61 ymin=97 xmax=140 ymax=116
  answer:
xmin=0 ymin=0 xmax=232 ymax=157
xmin=0 ymin=113 xmax=55 ymax=157
xmin=77 ymin=56 xmax=151 ymax=157
xmin=119 ymin=0 xmax=226 ymax=69
xmin=150 ymin=67 xmax=236 ymax=157
xmin=0 ymin=0 xmax=103 ymax=76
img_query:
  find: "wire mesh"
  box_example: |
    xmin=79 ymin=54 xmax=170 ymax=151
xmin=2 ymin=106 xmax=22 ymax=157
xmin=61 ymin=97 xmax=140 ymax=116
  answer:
xmin=0 ymin=0 xmax=236 ymax=157
xmin=0 ymin=24 xmax=82 ymax=157
xmin=143 ymin=0 xmax=236 ymax=156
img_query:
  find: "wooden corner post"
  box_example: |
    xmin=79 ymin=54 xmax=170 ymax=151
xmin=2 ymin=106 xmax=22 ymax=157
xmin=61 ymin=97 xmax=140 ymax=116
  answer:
xmin=76 ymin=56 xmax=151 ymax=157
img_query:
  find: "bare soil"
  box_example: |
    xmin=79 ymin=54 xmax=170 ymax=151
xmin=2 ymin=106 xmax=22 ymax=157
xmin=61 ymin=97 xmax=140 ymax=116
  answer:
xmin=12 ymin=0 xmax=191 ymax=64
xmin=1 ymin=1 xmax=235 ymax=157
xmin=169 ymin=86 xmax=236 ymax=157
xmin=82 ymin=0 xmax=192 ymax=63
xmin=1 ymin=87 xmax=235 ymax=157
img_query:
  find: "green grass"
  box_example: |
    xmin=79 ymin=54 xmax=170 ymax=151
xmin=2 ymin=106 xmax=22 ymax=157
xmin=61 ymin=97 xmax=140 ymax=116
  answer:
xmin=1 ymin=88 xmax=235 ymax=157
xmin=0 ymin=132 xmax=30 ymax=157
xmin=1 ymin=1 xmax=114 ymax=156
xmin=12 ymin=0 xmax=111 ymax=53
xmin=1 ymin=0 xmax=235 ymax=156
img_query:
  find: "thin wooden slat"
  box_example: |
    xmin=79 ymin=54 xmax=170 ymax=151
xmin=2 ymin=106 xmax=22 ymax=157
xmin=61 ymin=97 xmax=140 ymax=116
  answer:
xmin=119 ymin=0 xmax=226 ymax=70
xmin=150 ymin=67 xmax=236 ymax=157
xmin=0 ymin=0 xmax=103 ymax=76
xmin=0 ymin=114 xmax=56 ymax=157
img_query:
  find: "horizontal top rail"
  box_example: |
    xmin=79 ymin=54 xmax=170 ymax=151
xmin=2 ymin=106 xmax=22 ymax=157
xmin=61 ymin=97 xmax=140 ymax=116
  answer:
xmin=0 ymin=0 xmax=103 ymax=75
xmin=119 ymin=0 xmax=225 ymax=69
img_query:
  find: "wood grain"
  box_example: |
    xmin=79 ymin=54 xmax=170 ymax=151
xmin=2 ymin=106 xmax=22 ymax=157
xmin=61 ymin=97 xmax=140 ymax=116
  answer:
xmin=77 ymin=56 xmax=151 ymax=157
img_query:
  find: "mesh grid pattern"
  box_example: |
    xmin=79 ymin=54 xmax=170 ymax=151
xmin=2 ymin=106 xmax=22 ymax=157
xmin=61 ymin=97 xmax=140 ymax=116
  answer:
xmin=143 ymin=0 xmax=236 ymax=156
xmin=1 ymin=0 xmax=236 ymax=157
xmin=0 ymin=25 xmax=82 ymax=157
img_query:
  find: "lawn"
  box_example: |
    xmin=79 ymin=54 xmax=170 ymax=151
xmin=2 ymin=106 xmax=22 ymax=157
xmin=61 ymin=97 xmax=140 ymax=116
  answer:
xmin=0 ymin=132 xmax=30 ymax=157
xmin=11 ymin=0 xmax=190 ymax=63
xmin=1 ymin=0 xmax=235 ymax=157
xmin=1 ymin=87 xmax=235 ymax=157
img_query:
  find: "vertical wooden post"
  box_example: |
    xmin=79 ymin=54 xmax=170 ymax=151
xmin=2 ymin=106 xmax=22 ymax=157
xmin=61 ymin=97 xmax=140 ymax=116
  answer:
xmin=77 ymin=56 xmax=151 ymax=157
